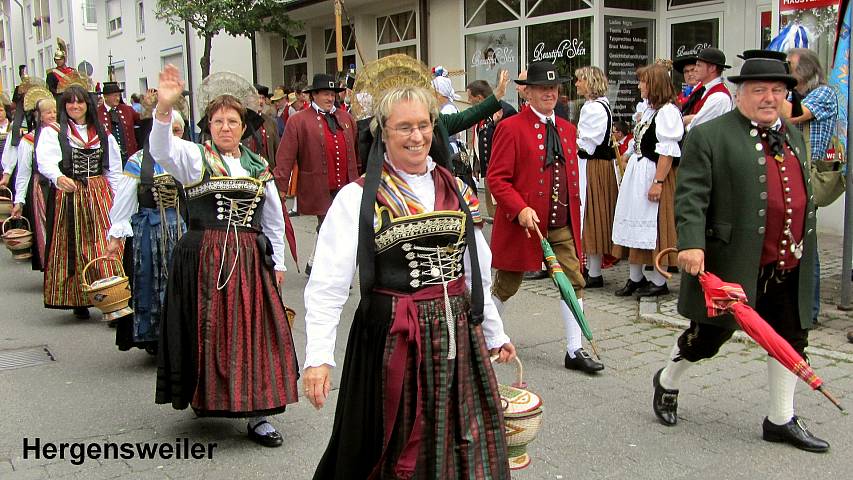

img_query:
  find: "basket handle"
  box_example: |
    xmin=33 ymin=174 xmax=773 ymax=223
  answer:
xmin=2 ymin=215 xmax=30 ymax=235
xmin=81 ymin=255 xmax=125 ymax=288
xmin=0 ymin=186 xmax=11 ymax=199
xmin=490 ymin=355 xmax=525 ymax=389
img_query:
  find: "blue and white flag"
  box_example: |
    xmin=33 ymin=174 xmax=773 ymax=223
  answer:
xmin=768 ymin=22 xmax=810 ymax=52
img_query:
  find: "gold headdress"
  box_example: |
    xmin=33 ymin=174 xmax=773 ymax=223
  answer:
xmin=0 ymin=92 xmax=11 ymax=107
xmin=23 ymin=86 xmax=53 ymax=112
xmin=54 ymin=37 xmax=68 ymax=61
xmin=350 ymin=54 xmax=433 ymax=120
xmin=56 ymin=70 xmax=92 ymax=94
xmin=16 ymin=76 xmax=48 ymax=97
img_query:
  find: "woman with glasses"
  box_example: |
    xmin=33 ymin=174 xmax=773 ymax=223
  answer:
xmin=303 ymin=85 xmax=515 ymax=479
xmin=37 ymin=84 xmax=124 ymax=319
xmin=150 ymin=65 xmax=299 ymax=447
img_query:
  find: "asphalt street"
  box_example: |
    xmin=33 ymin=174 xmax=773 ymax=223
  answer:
xmin=1 ymin=212 xmax=850 ymax=479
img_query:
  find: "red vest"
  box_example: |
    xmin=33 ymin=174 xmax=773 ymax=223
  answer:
xmin=689 ymin=82 xmax=731 ymax=116
xmin=322 ymin=119 xmax=349 ymax=191
xmin=760 ymin=140 xmax=807 ymax=269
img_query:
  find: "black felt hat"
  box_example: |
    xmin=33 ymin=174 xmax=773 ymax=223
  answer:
xmin=696 ymin=48 xmax=731 ymax=69
xmin=728 ymin=57 xmax=797 ymax=89
xmin=737 ymin=50 xmax=791 ymax=73
xmin=514 ymin=61 xmax=568 ymax=86
xmin=303 ymin=73 xmax=345 ymax=93
xmin=101 ymin=82 xmax=124 ymax=95
xmin=673 ymin=55 xmax=698 ymax=74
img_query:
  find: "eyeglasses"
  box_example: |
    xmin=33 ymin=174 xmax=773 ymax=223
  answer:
xmin=386 ymin=123 xmax=434 ymax=137
xmin=210 ymin=119 xmax=242 ymax=130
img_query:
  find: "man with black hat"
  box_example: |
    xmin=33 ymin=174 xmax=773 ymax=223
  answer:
xmin=243 ymin=84 xmax=280 ymax=167
xmin=673 ymin=55 xmax=701 ymax=113
xmin=682 ymin=47 xmax=733 ymax=131
xmin=651 ymin=51 xmax=828 ymax=453
xmin=274 ymin=73 xmax=359 ymax=274
xmin=98 ymin=81 xmax=140 ymax=164
xmin=488 ymin=61 xmax=603 ymax=373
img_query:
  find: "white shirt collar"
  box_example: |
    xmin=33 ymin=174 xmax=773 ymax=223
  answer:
xmin=529 ymin=106 xmax=556 ymax=124
xmin=750 ymin=118 xmax=783 ymax=131
xmin=312 ymin=102 xmax=336 ymax=115
xmin=385 ymin=154 xmax=436 ymax=179
xmin=703 ymin=76 xmax=723 ymax=90
xmin=585 ymin=96 xmax=609 ymax=105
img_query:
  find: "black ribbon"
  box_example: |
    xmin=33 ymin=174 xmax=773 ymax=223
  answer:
xmin=321 ymin=111 xmax=339 ymax=134
xmin=109 ymin=109 xmax=128 ymax=161
xmin=544 ymin=118 xmax=565 ymax=167
xmin=680 ymin=85 xmax=706 ymax=115
xmin=759 ymin=126 xmax=786 ymax=158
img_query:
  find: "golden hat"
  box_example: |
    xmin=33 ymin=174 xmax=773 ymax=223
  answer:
xmin=350 ymin=54 xmax=433 ymax=120
xmin=23 ymin=86 xmax=53 ymax=112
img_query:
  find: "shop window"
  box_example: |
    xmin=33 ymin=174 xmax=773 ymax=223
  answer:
xmin=283 ymin=35 xmax=307 ymax=62
xmin=605 ymin=16 xmax=655 ymax=123
xmin=377 ymin=11 xmax=418 ymax=59
xmin=604 ymin=0 xmax=655 ymax=10
xmin=671 ymin=18 xmax=719 ymax=86
xmin=526 ymin=0 xmax=591 ymax=18
xmin=526 ymin=16 xmax=592 ymax=109
xmin=465 ymin=0 xmax=520 ymax=28
xmin=324 ymin=25 xmax=356 ymax=75
xmin=669 ymin=0 xmax=722 ymax=7
xmin=284 ymin=63 xmax=308 ymax=87
xmin=760 ymin=10 xmax=772 ymax=49
xmin=465 ymin=27 xmax=521 ymax=107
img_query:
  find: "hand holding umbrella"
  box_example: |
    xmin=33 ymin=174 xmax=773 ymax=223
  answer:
xmin=655 ymin=247 xmax=845 ymax=413
xmin=530 ymin=222 xmax=601 ymax=359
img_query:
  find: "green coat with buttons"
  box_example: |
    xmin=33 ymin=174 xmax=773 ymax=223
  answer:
xmin=675 ymin=109 xmax=816 ymax=330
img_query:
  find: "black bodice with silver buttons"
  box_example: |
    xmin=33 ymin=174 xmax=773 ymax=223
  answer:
xmin=373 ymin=210 xmax=467 ymax=293
xmin=60 ymin=147 xmax=104 ymax=179
xmin=183 ymin=176 xmax=265 ymax=231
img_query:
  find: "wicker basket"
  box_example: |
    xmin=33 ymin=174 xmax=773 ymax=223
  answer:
xmin=492 ymin=356 xmax=543 ymax=470
xmin=0 ymin=186 xmax=12 ymax=221
xmin=2 ymin=216 xmax=33 ymax=261
xmin=81 ymin=256 xmax=133 ymax=321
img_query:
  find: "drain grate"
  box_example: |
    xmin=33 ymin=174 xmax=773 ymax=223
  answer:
xmin=0 ymin=345 xmax=56 ymax=371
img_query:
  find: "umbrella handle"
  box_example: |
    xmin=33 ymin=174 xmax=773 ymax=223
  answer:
xmin=654 ymin=247 xmax=706 ymax=280
xmin=531 ymin=222 xmax=545 ymax=242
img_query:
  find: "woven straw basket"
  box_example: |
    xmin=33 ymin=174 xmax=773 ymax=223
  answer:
xmin=492 ymin=356 xmax=543 ymax=470
xmin=2 ymin=216 xmax=33 ymax=261
xmin=81 ymin=256 xmax=133 ymax=321
xmin=0 ymin=186 xmax=12 ymax=221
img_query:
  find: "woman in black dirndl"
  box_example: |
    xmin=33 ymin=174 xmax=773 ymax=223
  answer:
xmin=151 ymin=65 xmax=299 ymax=447
xmin=303 ymin=86 xmax=515 ymax=479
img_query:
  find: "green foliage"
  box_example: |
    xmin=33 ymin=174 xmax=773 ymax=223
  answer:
xmin=155 ymin=0 xmax=300 ymax=38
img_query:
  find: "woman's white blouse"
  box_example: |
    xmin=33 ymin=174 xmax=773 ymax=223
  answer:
xmin=577 ymin=97 xmax=610 ymax=156
xmin=35 ymin=123 xmax=124 ymax=192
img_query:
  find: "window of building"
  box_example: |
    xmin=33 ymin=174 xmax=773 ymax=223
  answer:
xmin=526 ymin=0 xmax=591 ymax=18
xmin=377 ymin=10 xmax=418 ymax=58
xmin=605 ymin=16 xmax=655 ymax=123
xmin=464 ymin=0 xmax=520 ymax=28
xmin=527 ymin=16 xmax=592 ymax=110
xmin=38 ymin=49 xmax=44 ymax=77
xmin=161 ymin=51 xmax=184 ymax=78
xmin=465 ymin=28 xmax=520 ymax=107
xmin=26 ymin=4 xmax=33 ymax=39
xmin=604 ymin=0 xmax=654 ymax=10
xmin=83 ymin=0 xmax=97 ymax=26
xmin=112 ymin=65 xmax=126 ymax=92
xmin=324 ymin=24 xmax=355 ymax=75
xmin=107 ymin=0 xmax=123 ymax=35
xmin=56 ymin=0 xmax=63 ymax=21
xmin=669 ymin=0 xmax=722 ymax=8
xmin=283 ymin=34 xmax=308 ymax=87
xmin=0 ymin=19 xmax=5 ymax=62
xmin=139 ymin=77 xmax=148 ymax=94
xmin=136 ymin=1 xmax=145 ymax=38
xmin=670 ymin=17 xmax=719 ymax=87
xmin=38 ymin=0 xmax=50 ymax=40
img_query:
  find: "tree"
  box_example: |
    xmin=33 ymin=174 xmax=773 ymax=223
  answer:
xmin=156 ymin=0 xmax=301 ymax=78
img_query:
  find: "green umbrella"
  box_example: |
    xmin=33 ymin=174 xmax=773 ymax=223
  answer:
xmin=533 ymin=224 xmax=601 ymax=359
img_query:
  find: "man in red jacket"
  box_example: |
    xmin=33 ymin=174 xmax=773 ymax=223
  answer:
xmin=274 ymin=74 xmax=359 ymax=274
xmin=488 ymin=62 xmax=603 ymax=373
xmin=97 ymin=82 xmax=139 ymax=164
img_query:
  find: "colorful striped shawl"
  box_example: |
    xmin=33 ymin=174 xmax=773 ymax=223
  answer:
xmin=198 ymin=141 xmax=272 ymax=181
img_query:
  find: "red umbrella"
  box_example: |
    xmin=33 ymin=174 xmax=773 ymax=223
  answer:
xmin=655 ymin=248 xmax=845 ymax=412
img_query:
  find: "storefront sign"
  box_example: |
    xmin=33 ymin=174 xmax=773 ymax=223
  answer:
xmin=779 ymin=0 xmax=840 ymax=12
xmin=471 ymin=46 xmax=516 ymax=68
xmin=675 ymin=42 xmax=712 ymax=57
xmin=531 ymin=39 xmax=588 ymax=63
xmin=605 ymin=16 xmax=655 ymax=124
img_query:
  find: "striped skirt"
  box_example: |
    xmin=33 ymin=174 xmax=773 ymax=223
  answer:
xmin=43 ymin=176 xmax=120 ymax=309
xmin=156 ymin=228 xmax=299 ymax=417
xmin=583 ymin=159 xmax=619 ymax=256
xmin=314 ymin=286 xmax=511 ymax=480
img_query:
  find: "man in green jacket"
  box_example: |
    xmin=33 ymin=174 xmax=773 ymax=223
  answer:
xmin=651 ymin=52 xmax=829 ymax=453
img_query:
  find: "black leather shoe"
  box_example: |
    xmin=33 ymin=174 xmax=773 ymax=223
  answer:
xmin=523 ymin=270 xmax=549 ymax=280
xmin=635 ymin=282 xmax=669 ymax=297
xmin=614 ymin=278 xmax=649 ymax=297
xmin=72 ymin=307 xmax=90 ymax=319
xmin=847 ymin=330 xmax=853 ymax=344
xmin=652 ymin=368 xmax=678 ymax=426
xmin=247 ymin=421 xmax=284 ymax=448
xmin=287 ymin=209 xmax=300 ymax=217
xmin=762 ymin=416 xmax=829 ymax=453
xmin=585 ymin=275 xmax=604 ymax=288
xmin=564 ymin=348 xmax=604 ymax=373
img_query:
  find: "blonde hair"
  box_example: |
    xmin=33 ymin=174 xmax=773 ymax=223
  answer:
xmin=370 ymin=86 xmax=439 ymax=133
xmin=171 ymin=110 xmax=185 ymax=127
xmin=574 ymin=66 xmax=609 ymax=98
xmin=36 ymin=97 xmax=57 ymax=114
